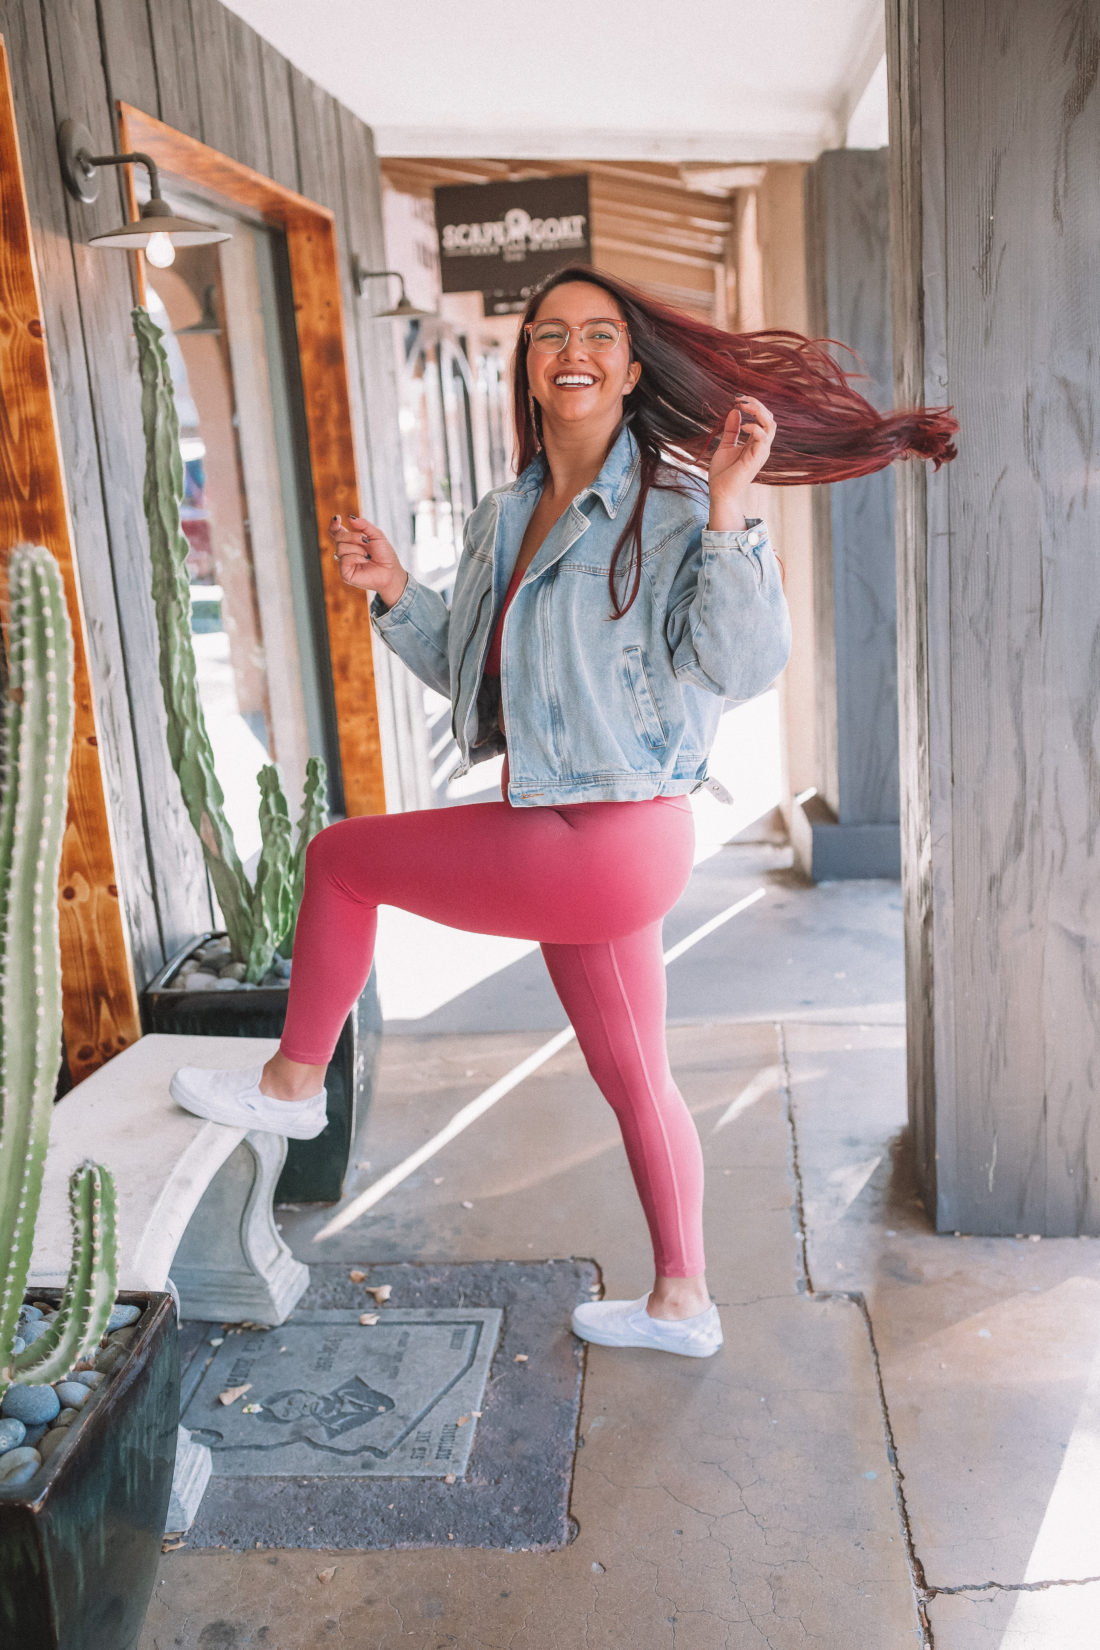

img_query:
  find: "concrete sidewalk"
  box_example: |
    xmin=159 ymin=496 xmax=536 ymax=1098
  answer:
xmin=141 ymin=839 xmax=1100 ymax=1650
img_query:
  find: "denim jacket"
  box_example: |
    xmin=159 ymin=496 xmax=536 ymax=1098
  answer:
xmin=370 ymin=425 xmax=791 ymax=806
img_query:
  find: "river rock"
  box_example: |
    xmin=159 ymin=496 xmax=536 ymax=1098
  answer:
xmin=18 ymin=1305 xmax=43 ymax=1322
xmin=1 ymin=1383 xmax=60 ymax=1426
xmin=0 ymin=1419 xmax=27 ymax=1454
xmin=183 ymin=971 xmax=219 ymax=991
xmin=53 ymin=1382 xmax=91 ymax=1411
xmin=106 ymin=1303 xmax=141 ymax=1331
xmin=273 ymin=956 xmax=292 ymax=978
xmin=72 ymin=1370 xmax=105 ymax=1390
xmin=38 ymin=1428 xmax=71 ymax=1463
xmin=209 ymin=976 xmax=240 ymax=991
xmin=52 ymin=1408 xmax=81 ymax=1429
xmin=0 ymin=1446 xmax=42 ymax=1486
xmin=109 ymin=1325 xmax=138 ymax=1348
xmin=95 ymin=1343 xmax=126 ymax=1375
xmin=21 ymin=1422 xmax=48 ymax=1447
xmin=20 ymin=1318 xmax=53 ymax=1347
xmin=11 ymin=1337 xmax=24 ymax=1354
xmin=218 ymin=961 xmax=248 ymax=981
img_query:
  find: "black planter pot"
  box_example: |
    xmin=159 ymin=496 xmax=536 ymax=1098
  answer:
xmin=0 ymin=1291 xmax=178 ymax=1650
xmin=142 ymin=933 xmax=381 ymax=1204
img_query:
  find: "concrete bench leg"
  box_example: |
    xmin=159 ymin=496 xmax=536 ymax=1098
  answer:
xmin=169 ymin=1130 xmax=310 ymax=1326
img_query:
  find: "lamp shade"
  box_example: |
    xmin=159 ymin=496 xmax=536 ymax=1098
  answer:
xmin=89 ymin=197 xmax=230 ymax=252
xmin=375 ymin=293 xmax=435 ymax=321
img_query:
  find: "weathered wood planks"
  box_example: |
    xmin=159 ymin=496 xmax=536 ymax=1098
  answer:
xmin=0 ymin=0 xmax=401 ymax=1073
xmin=889 ymin=0 xmax=1100 ymax=1234
xmin=0 ymin=37 xmax=142 ymax=1080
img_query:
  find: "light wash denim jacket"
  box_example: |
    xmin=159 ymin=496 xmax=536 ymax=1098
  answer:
xmin=371 ymin=425 xmax=791 ymax=806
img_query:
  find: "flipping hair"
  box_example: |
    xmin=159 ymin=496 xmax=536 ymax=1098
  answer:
xmin=512 ymin=263 xmax=958 ymax=616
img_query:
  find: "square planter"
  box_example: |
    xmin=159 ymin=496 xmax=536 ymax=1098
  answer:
xmin=0 ymin=1291 xmax=178 ymax=1650
xmin=142 ymin=933 xmax=381 ymax=1204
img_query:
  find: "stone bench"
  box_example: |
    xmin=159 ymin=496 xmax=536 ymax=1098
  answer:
xmin=29 ymin=1032 xmax=311 ymax=1530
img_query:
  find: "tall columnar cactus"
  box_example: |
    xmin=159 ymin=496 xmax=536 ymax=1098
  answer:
xmin=134 ymin=305 xmax=256 ymax=968
xmin=0 ymin=546 xmax=118 ymax=1397
xmin=283 ymin=756 xmax=328 ymax=954
xmin=132 ymin=306 xmax=329 ymax=983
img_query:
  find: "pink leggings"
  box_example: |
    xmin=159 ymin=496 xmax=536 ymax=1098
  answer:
xmin=281 ymin=782 xmax=706 ymax=1277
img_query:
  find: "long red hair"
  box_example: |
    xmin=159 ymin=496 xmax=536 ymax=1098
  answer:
xmin=512 ymin=263 xmax=957 ymax=615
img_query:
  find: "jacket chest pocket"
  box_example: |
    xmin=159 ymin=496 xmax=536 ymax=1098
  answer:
xmin=622 ymin=645 xmax=669 ymax=750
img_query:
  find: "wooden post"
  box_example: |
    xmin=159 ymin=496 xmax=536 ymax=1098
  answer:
xmin=0 ymin=38 xmax=141 ymax=1080
xmin=798 ymin=147 xmax=900 ymax=880
xmin=887 ymin=0 xmax=1100 ymax=1233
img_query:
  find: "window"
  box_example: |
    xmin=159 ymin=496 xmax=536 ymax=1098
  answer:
xmin=144 ymin=193 xmax=337 ymax=857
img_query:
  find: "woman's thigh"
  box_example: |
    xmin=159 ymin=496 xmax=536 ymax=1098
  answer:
xmin=310 ymin=794 xmax=694 ymax=946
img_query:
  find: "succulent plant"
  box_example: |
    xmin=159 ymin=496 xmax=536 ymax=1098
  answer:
xmin=132 ymin=306 xmax=328 ymax=984
xmin=0 ymin=546 xmax=118 ymax=1397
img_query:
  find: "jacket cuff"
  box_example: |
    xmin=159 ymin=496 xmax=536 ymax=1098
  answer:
xmin=701 ymin=518 xmax=768 ymax=551
xmin=370 ymin=573 xmax=418 ymax=630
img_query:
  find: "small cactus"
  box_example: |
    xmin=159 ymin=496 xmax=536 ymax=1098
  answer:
xmin=0 ymin=546 xmax=118 ymax=1397
xmin=132 ymin=306 xmax=328 ymax=983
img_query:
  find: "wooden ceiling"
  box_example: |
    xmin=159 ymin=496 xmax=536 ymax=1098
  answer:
xmin=379 ymin=157 xmax=738 ymax=321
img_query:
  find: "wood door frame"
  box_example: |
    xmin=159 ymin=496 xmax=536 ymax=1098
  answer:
xmin=117 ymin=102 xmax=387 ymax=820
xmin=0 ymin=38 xmax=142 ymax=1083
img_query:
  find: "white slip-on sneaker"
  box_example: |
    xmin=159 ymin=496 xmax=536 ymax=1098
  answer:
xmin=169 ymin=1065 xmax=328 ymax=1140
xmin=571 ymin=1294 xmax=723 ymax=1358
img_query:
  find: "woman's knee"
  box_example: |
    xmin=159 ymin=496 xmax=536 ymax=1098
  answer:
xmin=302 ymin=817 xmax=366 ymax=890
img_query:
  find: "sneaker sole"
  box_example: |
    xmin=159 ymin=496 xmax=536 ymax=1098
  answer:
xmin=571 ymin=1317 xmax=723 ymax=1358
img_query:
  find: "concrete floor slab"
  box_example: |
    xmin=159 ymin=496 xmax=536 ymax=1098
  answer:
xmin=283 ymin=1023 xmax=801 ymax=1309
xmin=786 ymin=1020 xmax=1100 ymax=1590
xmin=143 ymin=1288 xmax=919 ymax=1649
xmin=927 ymin=1581 xmax=1100 ymax=1649
xmin=146 ymin=999 xmax=920 ymax=1647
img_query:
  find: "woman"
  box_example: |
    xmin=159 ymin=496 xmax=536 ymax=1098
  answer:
xmin=171 ymin=265 xmax=956 ymax=1359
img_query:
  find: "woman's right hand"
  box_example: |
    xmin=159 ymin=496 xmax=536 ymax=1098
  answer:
xmin=327 ymin=514 xmax=408 ymax=608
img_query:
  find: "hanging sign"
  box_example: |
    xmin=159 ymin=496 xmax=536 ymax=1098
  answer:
xmin=434 ymin=174 xmax=591 ymax=314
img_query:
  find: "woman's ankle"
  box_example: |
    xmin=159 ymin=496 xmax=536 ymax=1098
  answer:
xmin=259 ymin=1051 xmax=327 ymax=1102
xmin=647 ymin=1275 xmax=711 ymax=1320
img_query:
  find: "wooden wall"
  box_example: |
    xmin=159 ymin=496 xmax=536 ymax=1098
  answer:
xmin=0 ymin=0 xmax=410 ymax=994
xmin=888 ymin=0 xmax=1100 ymax=1233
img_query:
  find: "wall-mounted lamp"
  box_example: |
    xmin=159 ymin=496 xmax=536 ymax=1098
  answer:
xmin=57 ymin=119 xmax=230 ymax=268
xmin=351 ymin=257 xmax=435 ymax=320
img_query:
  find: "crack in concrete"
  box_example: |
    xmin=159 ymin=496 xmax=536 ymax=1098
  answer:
xmin=927 ymin=1574 xmax=1100 ymax=1595
xmin=777 ymin=1022 xmax=933 ymax=1650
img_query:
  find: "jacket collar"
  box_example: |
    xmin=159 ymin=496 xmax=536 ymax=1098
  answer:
xmin=510 ymin=423 xmax=639 ymax=521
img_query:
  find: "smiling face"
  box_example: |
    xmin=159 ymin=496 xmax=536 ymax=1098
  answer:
xmin=526 ymin=281 xmax=641 ymax=436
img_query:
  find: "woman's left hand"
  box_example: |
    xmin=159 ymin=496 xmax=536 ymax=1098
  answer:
xmin=707 ymin=397 xmax=776 ymax=530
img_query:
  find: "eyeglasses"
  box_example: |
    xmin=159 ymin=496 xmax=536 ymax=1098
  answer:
xmin=524 ymin=319 xmax=629 ymax=354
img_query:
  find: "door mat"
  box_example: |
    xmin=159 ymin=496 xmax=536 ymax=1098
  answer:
xmin=179 ymin=1259 xmax=598 ymax=1552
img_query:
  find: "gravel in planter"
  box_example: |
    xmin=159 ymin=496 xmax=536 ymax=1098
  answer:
xmin=163 ymin=939 xmax=292 ymax=995
xmin=0 ymin=1299 xmax=152 ymax=1486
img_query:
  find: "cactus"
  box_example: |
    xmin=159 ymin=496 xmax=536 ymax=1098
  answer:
xmin=132 ymin=306 xmax=329 ymax=983
xmin=0 ymin=546 xmax=118 ymax=1397
xmin=134 ymin=306 xmax=255 ymax=968
xmin=282 ymin=756 xmax=329 ymax=954
xmin=246 ymin=765 xmax=293 ymax=982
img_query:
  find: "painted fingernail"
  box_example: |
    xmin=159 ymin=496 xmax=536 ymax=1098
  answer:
xmin=361 ymin=535 xmax=370 ymax=544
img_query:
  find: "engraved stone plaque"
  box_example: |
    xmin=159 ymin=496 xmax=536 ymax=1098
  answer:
xmin=182 ymin=1309 xmax=502 ymax=1477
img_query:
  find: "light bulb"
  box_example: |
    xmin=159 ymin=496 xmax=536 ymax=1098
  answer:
xmin=144 ymin=232 xmax=176 ymax=269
